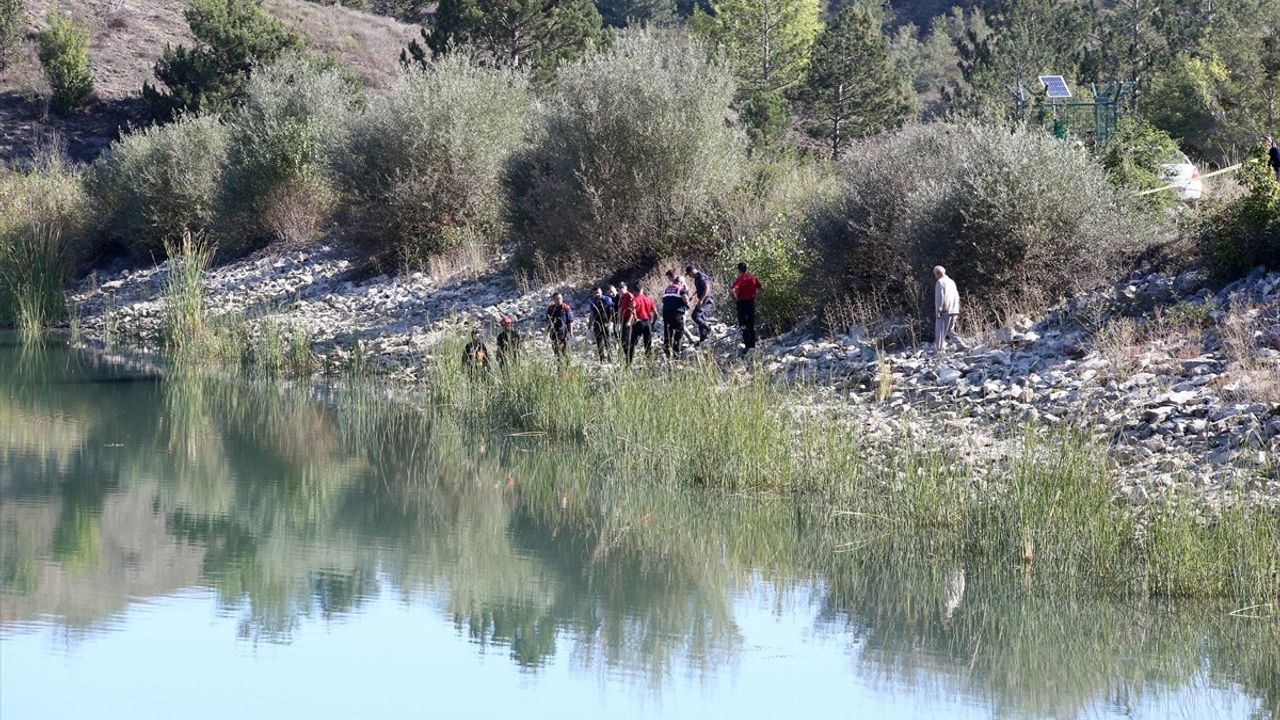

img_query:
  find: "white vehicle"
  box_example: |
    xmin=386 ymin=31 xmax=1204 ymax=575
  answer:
xmin=1159 ymin=151 xmax=1203 ymax=205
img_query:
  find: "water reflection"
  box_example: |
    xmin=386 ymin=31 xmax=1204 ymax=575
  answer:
xmin=0 ymin=338 xmax=1276 ymax=718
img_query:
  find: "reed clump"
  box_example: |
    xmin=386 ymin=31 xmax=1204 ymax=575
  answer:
xmin=0 ymin=147 xmax=88 ymax=339
xmin=162 ymin=233 xmax=243 ymax=363
xmin=421 ymin=336 xmax=1279 ymax=602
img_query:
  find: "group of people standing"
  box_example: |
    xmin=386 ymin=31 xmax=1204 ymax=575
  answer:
xmin=463 ymin=262 xmax=971 ymax=371
xmin=462 ymin=262 xmax=765 ymax=371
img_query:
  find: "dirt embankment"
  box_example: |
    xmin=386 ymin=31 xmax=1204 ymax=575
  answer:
xmin=1 ymin=0 xmax=417 ymax=164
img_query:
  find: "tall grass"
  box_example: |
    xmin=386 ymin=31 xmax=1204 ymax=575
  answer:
xmin=0 ymin=147 xmax=87 ymax=339
xmin=421 ymin=335 xmax=1279 ymax=602
xmin=161 ymin=233 xmax=245 ymax=363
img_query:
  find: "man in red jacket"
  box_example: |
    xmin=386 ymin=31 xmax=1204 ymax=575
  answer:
xmin=731 ymin=262 xmax=763 ymax=354
xmin=617 ymin=282 xmax=636 ymax=357
xmin=626 ymin=284 xmax=656 ymax=365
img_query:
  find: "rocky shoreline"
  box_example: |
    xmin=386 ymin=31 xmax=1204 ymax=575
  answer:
xmin=68 ymin=243 xmax=1280 ymax=511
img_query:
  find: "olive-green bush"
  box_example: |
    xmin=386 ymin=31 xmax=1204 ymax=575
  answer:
xmin=1201 ymin=147 xmax=1280 ymax=278
xmin=809 ymin=123 xmax=1149 ymax=319
xmin=36 ymin=9 xmax=93 ymax=115
xmin=509 ymin=30 xmax=747 ymax=269
xmin=90 ymin=115 xmax=229 ymax=258
xmin=220 ymin=58 xmax=359 ymax=251
xmin=335 ymin=55 xmax=531 ymax=263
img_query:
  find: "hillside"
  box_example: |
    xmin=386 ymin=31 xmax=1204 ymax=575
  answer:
xmin=0 ymin=0 xmax=418 ymax=164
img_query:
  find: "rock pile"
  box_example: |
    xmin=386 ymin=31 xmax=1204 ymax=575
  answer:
xmin=69 ymin=246 xmax=1279 ymax=509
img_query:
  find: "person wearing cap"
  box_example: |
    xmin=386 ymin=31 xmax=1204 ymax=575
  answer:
xmin=496 ymin=315 xmax=521 ymax=368
xmin=546 ymin=292 xmax=574 ymax=362
xmin=462 ymin=328 xmax=490 ymax=374
xmin=685 ymin=263 xmax=713 ymax=346
xmin=1266 ymin=135 xmax=1280 ymax=181
xmin=731 ymin=262 xmax=763 ymax=354
xmin=588 ymin=287 xmax=614 ymax=362
xmin=661 ymin=270 xmax=690 ymax=358
xmin=627 ymin=284 xmax=657 ymax=364
xmin=933 ymin=265 xmax=969 ymax=353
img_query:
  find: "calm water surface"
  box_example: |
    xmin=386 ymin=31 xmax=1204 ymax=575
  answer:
xmin=1 ymin=339 xmax=1276 ymax=719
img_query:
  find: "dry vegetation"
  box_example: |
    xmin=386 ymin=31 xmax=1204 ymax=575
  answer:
xmin=0 ymin=0 xmax=415 ymax=164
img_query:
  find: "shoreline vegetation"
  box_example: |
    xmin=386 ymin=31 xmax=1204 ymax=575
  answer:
xmin=2 ymin=0 xmax=1278 ymax=609
xmin=4 ymin=339 xmax=1279 ymax=716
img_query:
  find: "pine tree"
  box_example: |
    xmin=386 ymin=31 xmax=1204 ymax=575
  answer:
xmin=401 ymin=0 xmax=603 ymax=80
xmin=144 ymin=0 xmax=305 ymax=121
xmin=691 ymin=0 xmax=822 ymax=96
xmin=945 ymin=0 xmax=1092 ymax=119
xmin=799 ymin=3 xmax=909 ymax=159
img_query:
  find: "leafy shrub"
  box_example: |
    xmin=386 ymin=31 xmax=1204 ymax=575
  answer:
xmin=509 ymin=30 xmax=747 ymax=269
xmin=718 ymin=218 xmax=810 ymax=335
xmin=0 ymin=0 xmax=25 ymax=70
xmin=220 ymin=58 xmax=359 ymax=250
xmin=1201 ymin=147 xmax=1280 ymax=278
xmin=1100 ymin=117 xmax=1181 ymax=212
xmin=36 ymin=9 xmax=93 ymax=115
xmin=90 ymin=115 xmax=229 ymax=258
xmin=143 ymin=0 xmax=306 ymax=120
xmin=0 ymin=144 xmax=89 ymax=330
xmin=809 ymin=123 xmax=1148 ymax=321
xmin=335 ymin=55 xmax=531 ymax=262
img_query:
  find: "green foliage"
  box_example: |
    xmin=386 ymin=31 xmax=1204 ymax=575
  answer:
xmin=144 ymin=0 xmax=306 ymax=121
xmin=90 ymin=115 xmax=229 ymax=259
xmin=718 ymin=218 xmax=810 ymax=335
xmin=1202 ymin=146 xmax=1280 ymax=278
xmin=741 ymin=90 xmax=789 ymax=150
xmin=887 ymin=16 xmax=956 ymax=119
xmin=220 ymin=58 xmax=360 ymax=251
xmin=509 ymin=30 xmax=747 ymax=269
xmin=946 ymin=0 xmax=1091 ymax=119
xmin=690 ymin=0 xmax=821 ymax=96
xmin=0 ymin=0 xmax=25 ymax=70
xmin=0 ymin=148 xmax=88 ymax=333
xmin=799 ymin=3 xmax=911 ymax=160
xmin=597 ymin=0 xmax=674 ymax=28
xmin=335 ymin=55 xmax=531 ymax=262
xmin=403 ymin=0 xmax=603 ymax=81
xmin=1100 ymin=117 xmax=1181 ymax=212
xmin=810 ymin=122 xmax=1148 ymax=319
xmin=36 ymin=9 xmax=94 ymax=115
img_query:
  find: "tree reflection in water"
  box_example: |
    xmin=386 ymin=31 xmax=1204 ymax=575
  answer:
xmin=0 ymin=339 xmax=1276 ymax=718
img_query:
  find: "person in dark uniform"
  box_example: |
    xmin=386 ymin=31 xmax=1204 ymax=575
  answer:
xmin=462 ymin=328 xmax=490 ymax=374
xmin=587 ymin=287 xmax=614 ymax=362
xmin=545 ymin=292 xmax=573 ymax=362
xmin=1266 ymin=135 xmax=1280 ymax=181
xmin=496 ymin=315 xmax=520 ymax=368
xmin=685 ymin=263 xmax=713 ymax=346
xmin=661 ymin=270 xmax=689 ymax=359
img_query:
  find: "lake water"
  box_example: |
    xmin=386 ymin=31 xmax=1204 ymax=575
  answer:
xmin=2 ymin=338 xmax=1276 ymax=719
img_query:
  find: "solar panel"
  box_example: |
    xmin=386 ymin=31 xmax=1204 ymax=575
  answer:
xmin=1039 ymin=75 xmax=1072 ymax=99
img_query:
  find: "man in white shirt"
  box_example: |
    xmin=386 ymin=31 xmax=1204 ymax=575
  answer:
xmin=933 ymin=265 xmax=968 ymax=352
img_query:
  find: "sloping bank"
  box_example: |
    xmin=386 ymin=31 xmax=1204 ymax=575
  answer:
xmin=63 ymin=242 xmax=1280 ymax=601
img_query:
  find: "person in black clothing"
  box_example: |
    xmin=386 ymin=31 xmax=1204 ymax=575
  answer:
xmin=1267 ymin=135 xmax=1280 ymax=181
xmin=588 ymin=287 xmax=614 ymax=362
xmin=685 ymin=263 xmax=713 ymax=346
xmin=661 ymin=269 xmax=689 ymax=358
xmin=607 ymin=285 xmax=621 ymax=349
xmin=462 ymin=328 xmax=490 ymax=374
xmin=545 ymin=292 xmax=573 ymax=362
xmin=496 ymin=315 xmax=520 ymax=368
